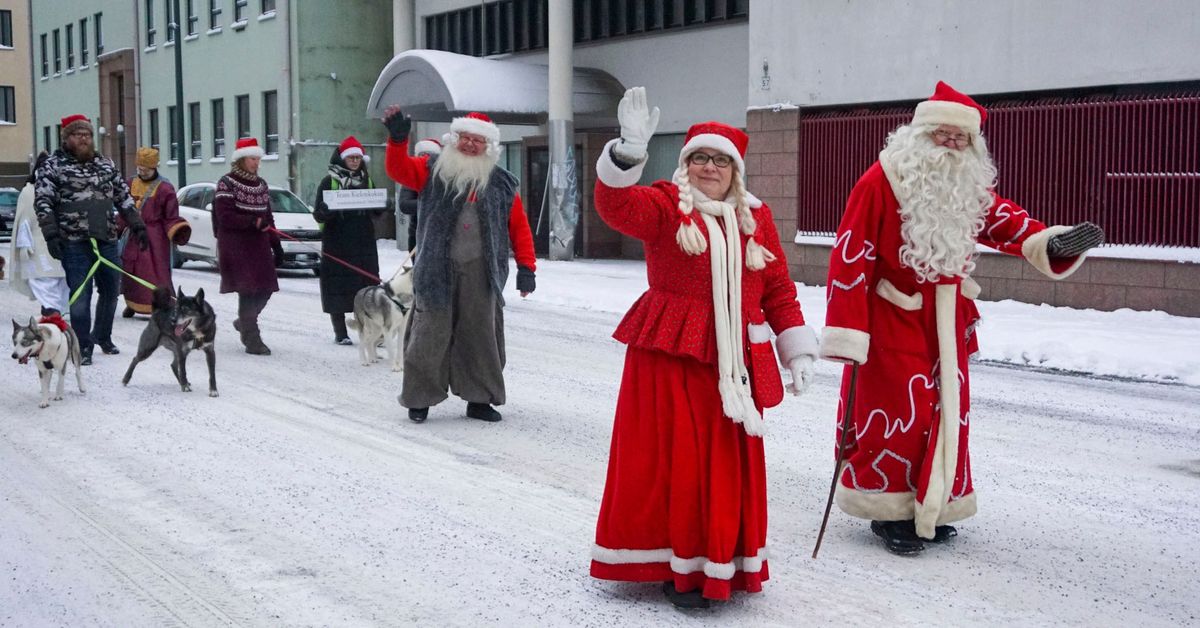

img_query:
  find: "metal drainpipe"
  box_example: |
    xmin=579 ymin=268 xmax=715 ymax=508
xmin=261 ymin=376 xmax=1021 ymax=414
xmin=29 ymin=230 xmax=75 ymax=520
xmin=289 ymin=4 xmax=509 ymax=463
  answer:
xmin=26 ymin=0 xmax=36 ymax=160
xmin=285 ymin=0 xmax=297 ymax=193
xmin=547 ymin=0 xmax=577 ymax=261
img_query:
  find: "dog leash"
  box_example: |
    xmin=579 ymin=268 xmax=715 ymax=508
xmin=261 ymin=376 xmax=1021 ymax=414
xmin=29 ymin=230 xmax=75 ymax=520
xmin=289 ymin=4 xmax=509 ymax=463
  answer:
xmin=268 ymin=226 xmax=383 ymax=284
xmin=68 ymin=237 xmax=157 ymax=306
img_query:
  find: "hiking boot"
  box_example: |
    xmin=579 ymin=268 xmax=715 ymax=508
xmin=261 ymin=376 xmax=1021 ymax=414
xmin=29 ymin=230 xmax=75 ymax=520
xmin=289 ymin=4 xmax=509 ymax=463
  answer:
xmin=466 ymin=402 xmax=502 ymax=422
xmin=662 ymin=582 xmax=710 ymax=609
xmin=98 ymin=340 xmax=120 ymax=355
xmin=242 ymin=329 xmax=271 ymax=356
xmin=408 ymin=407 xmax=429 ymax=423
xmin=871 ymin=520 xmax=925 ymax=555
xmin=80 ymin=347 xmax=93 ymax=366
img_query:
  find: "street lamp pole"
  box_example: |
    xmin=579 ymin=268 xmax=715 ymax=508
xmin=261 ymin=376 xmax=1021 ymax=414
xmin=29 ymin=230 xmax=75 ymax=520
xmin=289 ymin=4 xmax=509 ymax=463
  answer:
xmin=172 ymin=0 xmax=186 ymax=186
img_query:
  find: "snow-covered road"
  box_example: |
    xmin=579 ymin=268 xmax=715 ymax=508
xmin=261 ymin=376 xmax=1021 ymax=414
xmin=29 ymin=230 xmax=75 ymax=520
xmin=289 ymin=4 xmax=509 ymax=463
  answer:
xmin=2 ymin=247 xmax=1198 ymax=627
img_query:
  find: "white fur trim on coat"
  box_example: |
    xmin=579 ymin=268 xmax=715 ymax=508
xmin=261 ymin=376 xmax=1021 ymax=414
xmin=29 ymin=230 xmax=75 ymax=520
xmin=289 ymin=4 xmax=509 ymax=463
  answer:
xmin=231 ymin=144 xmax=265 ymax=161
xmin=450 ymin=116 xmax=501 ymax=143
xmin=912 ymin=100 xmax=981 ymax=136
xmin=913 ymin=283 xmax=963 ymax=540
xmin=875 ymin=278 xmax=923 ymax=311
xmin=775 ymin=325 xmax=819 ymax=365
xmin=836 ymin=483 xmax=977 ymax=525
xmin=596 ymin=138 xmax=645 ymax=188
xmin=820 ymin=326 xmax=869 ymax=365
xmin=592 ymin=545 xmax=768 ymax=578
xmin=1021 ymin=225 xmax=1088 ymax=280
xmin=678 ymin=133 xmax=745 ymax=173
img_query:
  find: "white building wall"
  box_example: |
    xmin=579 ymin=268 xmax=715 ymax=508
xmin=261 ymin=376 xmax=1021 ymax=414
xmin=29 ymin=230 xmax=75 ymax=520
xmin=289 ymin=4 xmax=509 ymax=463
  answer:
xmin=750 ymin=0 xmax=1200 ymax=108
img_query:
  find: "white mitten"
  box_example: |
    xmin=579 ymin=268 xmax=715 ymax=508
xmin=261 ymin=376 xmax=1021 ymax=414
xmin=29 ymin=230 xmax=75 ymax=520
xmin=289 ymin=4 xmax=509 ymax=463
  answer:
xmin=613 ymin=86 xmax=660 ymax=163
xmin=785 ymin=355 xmax=815 ymax=396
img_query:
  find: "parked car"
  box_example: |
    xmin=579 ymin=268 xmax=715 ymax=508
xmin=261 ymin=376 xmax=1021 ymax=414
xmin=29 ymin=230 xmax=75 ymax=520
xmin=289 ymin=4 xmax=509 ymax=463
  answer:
xmin=173 ymin=182 xmax=323 ymax=275
xmin=0 ymin=187 xmax=19 ymax=241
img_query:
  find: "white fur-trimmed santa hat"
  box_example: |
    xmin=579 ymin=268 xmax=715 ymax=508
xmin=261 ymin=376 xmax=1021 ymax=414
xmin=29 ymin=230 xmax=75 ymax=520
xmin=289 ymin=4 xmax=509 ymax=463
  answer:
xmin=448 ymin=112 xmax=500 ymax=143
xmin=338 ymin=135 xmax=364 ymax=160
xmin=413 ymin=138 xmax=442 ymax=156
xmin=911 ymin=81 xmax=987 ymax=136
xmin=232 ymin=137 xmax=264 ymax=161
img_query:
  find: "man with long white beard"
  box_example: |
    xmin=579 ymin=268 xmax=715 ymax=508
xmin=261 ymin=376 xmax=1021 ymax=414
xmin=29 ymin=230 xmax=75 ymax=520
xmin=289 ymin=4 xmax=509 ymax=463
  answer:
xmin=820 ymin=82 xmax=1104 ymax=555
xmin=381 ymin=107 xmax=537 ymax=424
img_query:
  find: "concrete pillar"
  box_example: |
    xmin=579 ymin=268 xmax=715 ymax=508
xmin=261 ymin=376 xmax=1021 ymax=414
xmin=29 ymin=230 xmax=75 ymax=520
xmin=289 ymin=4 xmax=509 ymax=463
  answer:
xmin=547 ymin=0 xmax=577 ymax=261
xmin=393 ymin=0 xmax=415 ymax=54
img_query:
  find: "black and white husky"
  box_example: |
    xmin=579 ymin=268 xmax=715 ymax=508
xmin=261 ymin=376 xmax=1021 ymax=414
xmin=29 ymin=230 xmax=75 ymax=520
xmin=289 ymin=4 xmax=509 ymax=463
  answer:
xmin=11 ymin=315 xmax=86 ymax=408
xmin=346 ymin=264 xmax=414 ymax=372
xmin=122 ymin=287 xmax=219 ymax=397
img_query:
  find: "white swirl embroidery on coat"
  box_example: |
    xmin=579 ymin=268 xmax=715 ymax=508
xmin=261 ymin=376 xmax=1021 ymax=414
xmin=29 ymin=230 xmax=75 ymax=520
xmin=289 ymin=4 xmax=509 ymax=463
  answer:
xmin=832 ymin=230 xmax=877 ymax=263
xmin=985 ymin=202 xmax=1031 ymax=245
xmin=843 ymin=450 xmax=916 ymax=493
xmin=828 ymin=273 xmax=866 ymax=303
xmin=855 ymin=370 xmax=937 ymax=441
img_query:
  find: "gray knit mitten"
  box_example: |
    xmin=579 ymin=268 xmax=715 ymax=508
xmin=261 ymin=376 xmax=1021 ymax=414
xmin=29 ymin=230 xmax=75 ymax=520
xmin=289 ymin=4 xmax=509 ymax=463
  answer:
xmin=1047 ymin=222 xmax=1104 ymax=257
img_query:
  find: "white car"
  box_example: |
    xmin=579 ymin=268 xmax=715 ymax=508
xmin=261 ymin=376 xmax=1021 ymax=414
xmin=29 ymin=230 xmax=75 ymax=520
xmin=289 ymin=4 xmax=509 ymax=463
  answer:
xmin=173 ymin=182 xmax=323 ymax=275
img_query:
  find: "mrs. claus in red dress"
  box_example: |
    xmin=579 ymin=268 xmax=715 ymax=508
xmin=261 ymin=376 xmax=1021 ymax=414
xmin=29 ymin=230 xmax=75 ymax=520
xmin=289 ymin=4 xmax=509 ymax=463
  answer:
xmin=589 ymin=87 xmax=819 ymax=608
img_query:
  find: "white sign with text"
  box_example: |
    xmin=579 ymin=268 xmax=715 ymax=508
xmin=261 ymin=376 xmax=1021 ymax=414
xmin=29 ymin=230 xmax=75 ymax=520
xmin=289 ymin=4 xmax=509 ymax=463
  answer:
xmin=322 ymin=188 xmax=388 ymax=211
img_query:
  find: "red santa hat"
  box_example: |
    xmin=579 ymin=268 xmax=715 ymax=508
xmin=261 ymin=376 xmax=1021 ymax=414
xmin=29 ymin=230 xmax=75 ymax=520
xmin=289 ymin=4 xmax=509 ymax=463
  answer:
xmin=59 ymin=114 xmax=93 ymax=139
xmin=231 ymin=137 xmax=264 ymax=161
xmin=447 ymin=112 xmax=500 ymax=144
xmin=911 ymin=81 xmax=987 ymax=136
xmin=413 ymin=138 xmax=442 ymax=156
xmin=338 ymin=136 xmax=364 ymax=161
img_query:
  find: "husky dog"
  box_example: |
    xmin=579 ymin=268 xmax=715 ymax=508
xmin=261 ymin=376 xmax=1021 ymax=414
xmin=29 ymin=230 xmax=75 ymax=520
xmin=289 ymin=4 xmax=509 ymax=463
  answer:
xmin=122 ymin=286 xmax=219 ymax=396
xmin=347 ymin=264 xmax=414 ymax=372
xmin=11 ymin=314 xmax=86 ymax=408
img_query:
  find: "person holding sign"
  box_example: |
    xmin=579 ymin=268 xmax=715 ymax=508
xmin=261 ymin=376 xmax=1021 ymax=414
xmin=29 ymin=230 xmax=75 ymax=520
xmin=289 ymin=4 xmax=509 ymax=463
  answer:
xmin=313 ymin=136 xmax=383 ymax=345
xmin=381 ymin=107 xmax=537 ymax=424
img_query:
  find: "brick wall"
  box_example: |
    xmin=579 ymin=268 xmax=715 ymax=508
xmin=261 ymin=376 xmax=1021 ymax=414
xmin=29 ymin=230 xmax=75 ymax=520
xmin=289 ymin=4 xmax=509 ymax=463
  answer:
xmin=746 ymin=108 xmax=1200 ymax=318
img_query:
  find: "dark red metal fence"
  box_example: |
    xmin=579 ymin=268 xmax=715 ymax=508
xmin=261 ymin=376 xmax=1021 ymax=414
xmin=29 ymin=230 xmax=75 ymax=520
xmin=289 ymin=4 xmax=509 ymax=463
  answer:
xmin=796 ymin=92 xmax=1200 ymax=247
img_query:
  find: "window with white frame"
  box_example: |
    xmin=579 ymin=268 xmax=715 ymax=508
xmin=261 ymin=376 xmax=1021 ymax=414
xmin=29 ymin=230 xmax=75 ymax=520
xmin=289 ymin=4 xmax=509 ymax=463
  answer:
xmin=262 ymin=90 xmax=277 ymax=154
xmin=0 ymin=86 xmax=16 ymax=123
xmin=52 ymin=29 xmax=60 ymax=73
xmin=148 ymin=108 xmax=160 ymax=152
xmin=209 ymin=0 xmax=221 ymax=29
xmin=79 ymin=18 xmax=88 ymax=65
xmin=261 ymin=0 xmax=275 ymax=14
xmin=145 ymin=0 xmax=156 ymax=46
xmin=0 ymin=10 xmax=12 ymax=47
xmin=164 ymin=0 xmax=176 ymax=43
xmin=187 ymin=0 xmax=198 ymax=35
xmin=168 ymin=105 xmax=178 ymax=160
xmin=211 ymin=98 xmax=225 ymax=156
xmin=189 ymin=102 xmax=201 ymax=159
xmin=94 ymin=12 xmax=104 ymax=54
xmin=40 ymin=34 xmax=47 ymax=77
xmin=65 ymin=24 xmax=74 ymax=69
xmin=235 ymin=94 xmax=249 ymax=138
xmin=234 ymin=0 xmax=247 ymax=22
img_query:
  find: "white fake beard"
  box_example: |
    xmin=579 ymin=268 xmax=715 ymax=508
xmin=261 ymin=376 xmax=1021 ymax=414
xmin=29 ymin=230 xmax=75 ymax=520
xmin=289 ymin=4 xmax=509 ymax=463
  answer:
xmin=432 ymin=143 xmax=499 ymax=198
xmin=881 ymin=124 xmax=997 ymax=282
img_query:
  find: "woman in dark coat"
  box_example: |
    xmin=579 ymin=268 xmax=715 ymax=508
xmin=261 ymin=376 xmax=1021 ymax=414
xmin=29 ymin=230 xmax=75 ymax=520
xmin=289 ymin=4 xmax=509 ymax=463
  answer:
xmin=214 ymin=137 xmax=282 ymax=355
xmin=312 ymin=136 xmax=382 ymax=344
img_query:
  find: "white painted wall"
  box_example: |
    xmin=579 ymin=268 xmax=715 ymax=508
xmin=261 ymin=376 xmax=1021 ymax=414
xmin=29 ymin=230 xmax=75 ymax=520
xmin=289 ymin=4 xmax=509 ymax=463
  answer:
xmin=750 ymin=0 xmax=1200 ymax=107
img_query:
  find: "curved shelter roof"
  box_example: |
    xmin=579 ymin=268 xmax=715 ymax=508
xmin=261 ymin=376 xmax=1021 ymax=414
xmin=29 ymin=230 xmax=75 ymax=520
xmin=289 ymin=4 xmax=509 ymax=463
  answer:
xmin=365 ymin=50 xmax=625 ymax=127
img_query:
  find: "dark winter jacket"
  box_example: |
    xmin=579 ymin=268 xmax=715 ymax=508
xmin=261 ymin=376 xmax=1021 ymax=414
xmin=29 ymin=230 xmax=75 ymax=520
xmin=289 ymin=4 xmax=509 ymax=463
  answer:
xmin=34 ymin=148 xmax=144 ymax=241
xmin=397 ymin=187 xmax=419 ymax=251
xmin=313 ymin=152 xmax=382 ymax=313
xmin=214 ymin=169 xmax=280 ymax=295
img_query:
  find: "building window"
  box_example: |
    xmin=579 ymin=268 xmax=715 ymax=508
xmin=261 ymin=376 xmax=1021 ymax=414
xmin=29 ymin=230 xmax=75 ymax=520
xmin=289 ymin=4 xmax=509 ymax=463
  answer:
xmin=65 ymin=24 xmax=74 ymax=69
xmin=188 ymin=102 xmax=201 ymax=159
xmin=209 ymin=0 xmax=221 ymax=29
xmin=211 ymin=98 xmax=225 ymax=157
xmin=186 ymin=0 xmax=198 ymax=35
xmin=168 ymin=105 xmax=178 ymax=160
xmin=52 ymin=29 xmax=60 ymax=73
xmin=148 ymin=108 xmax=160 ymax=152
xmin=262 ymin=90 xmax=278 ymax=155
xmin=0 ymin=10 xmax=12 ymax=47
xmin=79 ymin=18 xmax=88 ymax=65
xmin=261 ymin=0 xmax=275 ymax=14
xmin=145 ymin=0 xmax=157 ymax=46
xmin=94 ymin=12 xmax=104 ymax=54
xmin=43 ymin=126 xmax=51 ymax=152
xmin=234 ymin=0 xmax=247 ymax=22
xmin=40 ymin=34 xmax=47 ymax=77
xmin=0 ymin=86 xmax=15 ymax=123
xmin=235 ymin=94 xmax=249 ymax=138
xmin=165 ymin=0 xmax=177 ymax=43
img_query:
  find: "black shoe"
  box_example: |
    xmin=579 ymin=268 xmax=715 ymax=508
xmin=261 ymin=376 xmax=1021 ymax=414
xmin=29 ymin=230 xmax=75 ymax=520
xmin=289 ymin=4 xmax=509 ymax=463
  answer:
xmin=466 ymin=402 xmax=502 ymax=422
xmin=408 ymin=407 xmax=429 ymax=423
xmin=871 ymin=520 xmax=925 ymax=555
xmin=122 ymin=306 xmax=135 ymax=318
xmin=929 ymin=524 xmax=957 ymax=544
xmin=334 ymin=336 xmax=353 ymax=345
xmin=98 ymin=341 xmax=120 ymax=355
xmin=80 ymin=348 xmax=93 ymax=366
xmin=662 ymin=582 xmax=710 ymax=609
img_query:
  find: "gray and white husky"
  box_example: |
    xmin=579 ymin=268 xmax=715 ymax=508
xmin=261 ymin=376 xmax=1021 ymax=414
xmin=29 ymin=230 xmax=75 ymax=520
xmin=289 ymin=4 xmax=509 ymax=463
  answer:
xmin=11 ymin=316 xmax=86 ymax=408
xmin=346 ymin=263 xmax=414 ymax=372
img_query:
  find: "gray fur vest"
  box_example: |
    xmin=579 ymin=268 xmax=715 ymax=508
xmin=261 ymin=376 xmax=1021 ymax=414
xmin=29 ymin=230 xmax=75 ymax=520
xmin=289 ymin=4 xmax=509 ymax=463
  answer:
xmin=413 ymin=156 xmax=518 ymax=309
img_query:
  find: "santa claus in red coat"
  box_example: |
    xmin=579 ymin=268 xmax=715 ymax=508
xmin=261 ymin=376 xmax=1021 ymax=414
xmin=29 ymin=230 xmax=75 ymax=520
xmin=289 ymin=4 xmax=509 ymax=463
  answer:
xmin=821 ymin=82 xmax=1105 ymax=555
xmin=590 ymin=87 xmax=819 ymax=608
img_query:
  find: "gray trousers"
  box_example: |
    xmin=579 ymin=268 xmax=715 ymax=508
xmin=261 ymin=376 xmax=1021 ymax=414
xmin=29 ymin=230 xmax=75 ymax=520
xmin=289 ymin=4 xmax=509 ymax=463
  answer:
xmin=400 ymin=258 xmax=506 ymax=408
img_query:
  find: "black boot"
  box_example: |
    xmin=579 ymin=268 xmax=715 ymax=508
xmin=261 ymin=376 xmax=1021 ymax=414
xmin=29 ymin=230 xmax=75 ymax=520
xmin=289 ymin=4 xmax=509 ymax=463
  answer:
xmin=408 ymin=407 xmax=429 ymax=423
xmin=242 ymin=326 xmax=271 ymax=356
xmin=331 ymin=313 xmax=352 ymax=345
xmin=871 ymin=520 xmax=925 ymax=555
xmin=98 ymin=340 xmax=120 ymax=355
xmin=662 ymin=582 xmax=710 ymax=609
xmin=466 ymin=402 xmax=502 ymax=422
xmin=896 ymin=520 xmax=957 ymax=544
xmin=80 ymin=346 xmax=93 ymax=366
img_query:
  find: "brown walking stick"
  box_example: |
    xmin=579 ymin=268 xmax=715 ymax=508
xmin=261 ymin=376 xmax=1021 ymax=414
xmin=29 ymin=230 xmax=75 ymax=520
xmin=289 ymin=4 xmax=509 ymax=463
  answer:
xmin=812 ymin=362 xmax=859 ymax=559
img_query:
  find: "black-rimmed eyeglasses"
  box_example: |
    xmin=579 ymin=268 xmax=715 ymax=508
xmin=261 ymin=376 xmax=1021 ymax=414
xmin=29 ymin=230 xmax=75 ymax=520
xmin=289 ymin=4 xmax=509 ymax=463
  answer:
xmin=687 ymin=152 xmax=734 ymax=168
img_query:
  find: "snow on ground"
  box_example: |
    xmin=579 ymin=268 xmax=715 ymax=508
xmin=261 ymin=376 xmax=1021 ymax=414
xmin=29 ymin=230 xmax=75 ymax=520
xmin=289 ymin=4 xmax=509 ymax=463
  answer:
xmin=1 ymin=242 xmax=1198 ymax=627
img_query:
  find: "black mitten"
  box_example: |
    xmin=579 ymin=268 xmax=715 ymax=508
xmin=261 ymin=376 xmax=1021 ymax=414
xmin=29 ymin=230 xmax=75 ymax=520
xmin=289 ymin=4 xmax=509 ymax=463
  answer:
xmin=271 ymin=240 xmax=285 ymax=267
xmin=516 ymin=266 xmax=535 ymax=294
xmin=383 ymin=109 xmax=412 ymax=143
xmin=1047 ymin=222 xmax=1104 ymax=257
xmin=132 ymin=223 xmax=149 ymax=250
xmin=41 ymin=222 xmax=63 ymax=260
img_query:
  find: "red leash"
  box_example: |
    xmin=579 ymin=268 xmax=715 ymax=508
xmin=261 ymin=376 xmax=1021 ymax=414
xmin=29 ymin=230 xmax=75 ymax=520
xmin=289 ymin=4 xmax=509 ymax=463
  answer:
xmin=269 ymin=226 xmax=382 ymax=284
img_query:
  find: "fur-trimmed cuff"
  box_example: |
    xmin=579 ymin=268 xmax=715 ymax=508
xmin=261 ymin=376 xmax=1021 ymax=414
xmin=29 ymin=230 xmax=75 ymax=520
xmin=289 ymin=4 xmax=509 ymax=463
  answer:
xmin=775 ymin=324 xmax=819 ymax=365
xmin=595 ymin=138 xmax=646 ymax=188
xmin=820 ymin=326 xmax=869 ymax=364
xmin=1022 ymin=225 xmax=1087 ymax=280
xmin=167 ymin=220 xmax=192 ymax=246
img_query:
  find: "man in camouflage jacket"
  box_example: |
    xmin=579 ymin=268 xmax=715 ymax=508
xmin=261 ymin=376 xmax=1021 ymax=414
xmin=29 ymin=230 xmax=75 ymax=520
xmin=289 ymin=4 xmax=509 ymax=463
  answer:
xmin=35 ymin=114 xmax=148 ymax=364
